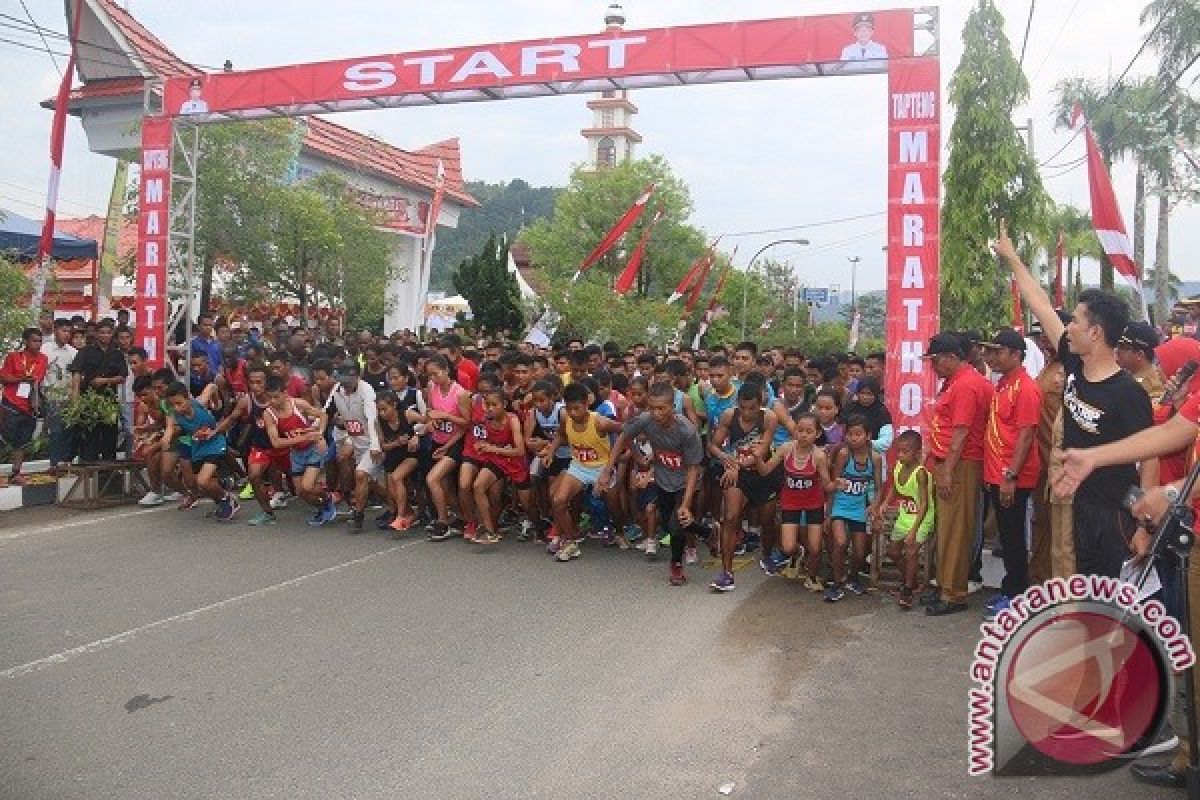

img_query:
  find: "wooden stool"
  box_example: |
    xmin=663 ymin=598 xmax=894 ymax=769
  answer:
xmin=59 ymin=461 xmax=151 ymax=509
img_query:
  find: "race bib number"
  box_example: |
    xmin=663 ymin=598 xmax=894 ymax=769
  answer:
xmin=844 ymin=479 xmax=869 ymax=496
xmin=345 ymin=419 xmax=365 ymax=436
xmin=433 ymin=419 xmax=455 ymax=434
xmin=15 ymin=383 xmax=30 ymax=399
xmin=573 ymin=446 xmax=599 ymax=463
xmin=656 ymin=450 xmax=683 ymax=470
xmin=472 ymin=424 xmax=488 ymax=440
xmin=785 ymin=475 xmax=814 ymax=491
xmin=901 ymin=498 xmax=918 ymax=513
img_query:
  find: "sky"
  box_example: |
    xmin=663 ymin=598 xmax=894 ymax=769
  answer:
xmin=0 ymin=0 xmax=1196 ymax=294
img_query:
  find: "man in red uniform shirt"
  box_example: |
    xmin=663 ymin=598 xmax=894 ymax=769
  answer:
xmin=923 ymin=332 xmax=994 ymax=616
xmin=980 ymin=329 xmax=1042 ymax=617
xmin=0 ymin=328 xmax=49 ymax=484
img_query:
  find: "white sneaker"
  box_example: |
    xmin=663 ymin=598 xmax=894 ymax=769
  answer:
xmin=645 ymin=538 xmax=659 ymax=560
xmin=968 ymin=580 xmax=984 ymax=595
xmin=269 ymin=493 xmax=290 ymax=510
xmin=635 ymin=539 xmax=649 ymax=552
xmin=163 ymin=491 xmax=184 ymax=502
xmin=138 ymin=491 xmax=164 ymax=507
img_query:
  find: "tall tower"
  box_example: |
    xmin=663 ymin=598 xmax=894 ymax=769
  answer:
xmin=582 ymin=4 xmax=641 ymax=170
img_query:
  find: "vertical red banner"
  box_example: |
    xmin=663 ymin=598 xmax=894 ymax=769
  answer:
xmin=137 ymin=117 xmax=172 ymax=368
xmin=885 ymin=57 xmax=941 ymax=433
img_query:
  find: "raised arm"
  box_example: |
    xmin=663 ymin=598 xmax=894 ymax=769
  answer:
xmin=992 ymin=218 xmax=1065 ymax=345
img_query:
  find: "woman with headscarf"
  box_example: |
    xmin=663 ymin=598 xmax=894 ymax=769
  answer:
xmin=849 ymin=376 xmax=893 ymax=456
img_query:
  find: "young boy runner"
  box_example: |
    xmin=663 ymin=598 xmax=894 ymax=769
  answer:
xmin=236 ymin=365 xmax=292 ymax=525
xmin=601 ymin=383 xmax=705 ymax=585
xmin=543 ymin=382 xmax=623 ymax=563
xmin=873 ymin=429 xmax=934 ymax=609
xmin=161 ymin=382 xmax=240 ymax=522
xmin=331 ymin=363 xmax=381 ymax=532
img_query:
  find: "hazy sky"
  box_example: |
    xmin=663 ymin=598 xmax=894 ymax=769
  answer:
xmin=0 ymin=0 xmax=1196 ymax=293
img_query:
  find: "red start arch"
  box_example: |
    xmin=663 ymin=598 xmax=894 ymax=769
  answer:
xmin=135 ymin=8 xmax=941 ymax=432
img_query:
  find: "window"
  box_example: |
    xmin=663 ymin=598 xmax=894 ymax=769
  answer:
xmin=600 ymin=109 xmax=615 ymax=128
xmin=597 ymin=137 xmax=616 ymax=168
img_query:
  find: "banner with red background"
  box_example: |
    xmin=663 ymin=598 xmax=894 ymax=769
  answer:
xmin=884 ymin=57 xmax=940 ymax=433
xmin=136 ymin=117 xmax=172 ymax=368
xmin=164 ymin=12 xmax=914 ymax=118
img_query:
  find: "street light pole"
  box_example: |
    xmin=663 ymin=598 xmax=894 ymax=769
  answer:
xmin=740 ymin=238 xmax=809 ymax=340
xmin=847 ymin=255 xmax=861 ymax=310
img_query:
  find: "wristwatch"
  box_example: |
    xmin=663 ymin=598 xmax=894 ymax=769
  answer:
xmin=1165 ymin=485 xmax=1182 ymax=505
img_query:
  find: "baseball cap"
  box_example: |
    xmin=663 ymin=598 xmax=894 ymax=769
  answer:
xmin=1119 ymin=321 xmax=1159 ymax=357
xmin=981 ymin=329 xmax=1027 ymax=354
xmin=335 ymin=363 xmax=361 ymax=382
xmin=852 ymin=12 xmax=875 ymax=27
xmin=922 ymin=332 xmax=965 ymax=359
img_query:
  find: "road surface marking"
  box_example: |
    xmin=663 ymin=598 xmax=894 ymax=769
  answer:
xmin=0 ymin=507 xmax=171 ymax=542
xmin=0 ymin=541 xmax=415 ymax=680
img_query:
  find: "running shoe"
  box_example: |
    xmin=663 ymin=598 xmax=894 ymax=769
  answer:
xmin=238 ymin=483 xmax=256 ymax=501
xmin=546 ymin=536 xmax=561 ymax=555
xmin=269 ymin=492 xmax=290 ymax=510
xmin=248 ymin=511 xmax=277 ymax=526
xmin=428 ymin=521 xmax=455 ymax=541
xmin=919 ymin=586 xmax=940 ymax=606
xmin=307 ymin=508 xmax=325 ymax=527
xmin=844 ymin=576 xmax=867 ymax=596
xmin=138 ymin=491 xmax=164 ymax=507
xmin=984 ymin=594 xmax=1012 ymax=619
xmin=514 ymin=520 xmax=534 ymax=542
xmin=635 ymin=538 xmax=650 ymax=552
xmin=348 ymin=512 xmax=365 ymax=533
xmin=669 ymin=563 xmax=686 ymax=586
xmin=734 ymin=534 xmax=760 ymax=556
xmin=376 ymin=513 xmax=396 ymax=530
xmin=475 ymin=528 xmax=502 ymax=545
xmin=163 ymin=491 xmax=184 ymax=502
xmin=759 ymin=554 xmax=783 ymax=576
xmin=684 ymin=546 xmax=699 ymax=565
xmin=624 ymin=524 xmax=644 ymax=542
xmin=463 ymin=522 xmax=478 ymax=542
xmin=802 ymin=574 xmax=825 ymax=593
xmin=823 ymin=583 xmax=845 ymax=603
xmin=658 ymin=532 xmax=670 ymax=547
xmin=644 ymin=537 xmax=659 ymax=561
xmin=896 ymin=586 xmax=914 ymax=611
xmin=709 ymin=571 xmax=735 ymax=593
xmin=319 ymin=498 xmax=339 ymax=525
xmin=177 ymin=493 xmax=199 ymax=511
xmin=555 ymin=540 xmax=582 ymax=562
xmin=213 ymin=497 xmax=237 ymax=522
xmin=389 ymin=515 xmax=415 ymax=536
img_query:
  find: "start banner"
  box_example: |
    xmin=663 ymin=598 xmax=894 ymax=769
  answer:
xmin=884 ymin=57 xmax=940 ymax=433
xmin=164 ymin=11 xmax=915 ymax=118
xmin=136 ymin=117 xmax=171 ymax=368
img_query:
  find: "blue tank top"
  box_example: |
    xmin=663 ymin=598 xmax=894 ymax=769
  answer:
xmin=673 ymin=389 xmax=684 ymax=415
xmin=704 ymin=387 xmax=737 ymax=429
xmin=831 ymin=451 xmax=874 ymax=522
xmin=174 ymin=400 xmax=227 ymax=460
xmin=534 ymin=402 xmax=571 ymax=459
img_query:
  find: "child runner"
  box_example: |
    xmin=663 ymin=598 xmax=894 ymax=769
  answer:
xmin=264 ymin=375 xmax=336 ymax=527
xmin=873 ymin=429 xmax=934 ymax=609
xmin=470 ymin=386 xmax=530 ymax=544
xmin=825 ymin=414 xmax=883 ymax=602
xmin=707 ymin=381 xmax=783 ymax=593
xmin=813 ymin=389 xmax=845 ymax=456
xmin=239 ymin=365 xmax=291 ymax=525
xmin=601 ymin=383 xmax=705 ymax=585
xmin=456 ymin=372 xmax=500 ymax=542
xmin=161 ymin=382 xmax=240 ymax=521
xmin=543 ymin=382 xmax=622 ymax=563
xmin=331 ymin=363 xmax=381 ymax=533
xmin=424 ymin=354 xmax=471 ymax=541
xmin=526 ymin=379 xmax=569 ymax=542
xmin=376 ymin=391 xmax=422 ymax=535
xmin=756 ymin=412 xmax=832 ymax=591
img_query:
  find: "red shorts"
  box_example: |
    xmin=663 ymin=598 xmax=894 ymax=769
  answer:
xmin=248 ymin=446 xmax=291 ymax=472
xmin=480 ymin=455 xmax=530 ymax=489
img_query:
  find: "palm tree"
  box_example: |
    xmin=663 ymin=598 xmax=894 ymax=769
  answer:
xmin=1141 ymin=0 xmax=1200 ymax=85
xmin=1045 ymin=203 xmax=1100 ymax=307
xmin=1145 ymin=265 xmax=1183 ymax=304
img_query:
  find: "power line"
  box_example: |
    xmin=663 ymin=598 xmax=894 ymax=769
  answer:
xmin=15 ymin=0 xmax=58 ymax=75
xmin=0 ymin=34 xmax=160 ymax=75
xmin=1030 ymin=0 xmax=1080 ymax=82
xmin=1017 ymin=0 xmax=1036 ymax=69
xmin=0 ymin=13 xmax=222 ymax=71
xmin=719 ymin=211 xmax=886 ymax=238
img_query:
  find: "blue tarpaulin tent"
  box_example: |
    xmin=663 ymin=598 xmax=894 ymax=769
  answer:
xmin=0 ymin=209 xmax=98 ymax=261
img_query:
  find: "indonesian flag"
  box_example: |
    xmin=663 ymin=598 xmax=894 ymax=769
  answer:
xmin=32 ymin=0 xmax=84 ymax=313
xmin=692 ymin=265 xmax=731 ymax=349
xmin=847 ymin=309 xmax=862 ymax=350
xmin=1054 ymin=230 xmax=1065 ymax=307
xmin=1072 ymin=105 xmax=1143 ymax=292
xmin=759 ymin=311 xmax=775 ymax=332
xmin=667 ymin=238 xmax=720 ymax=304
xmin=424 ymin=159 xmax=446 ymax=242
xmin=614 ymin=207 xmax=663 ymax=296
xmin=683 ymin=256 xmax=713 ymax=313
xmin=573 ymin=183 xmax=655 ymax=282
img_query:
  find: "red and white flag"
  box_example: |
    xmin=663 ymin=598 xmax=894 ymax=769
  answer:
xmin=1054 ymin=229 xmax=1065 ymax=308
xmin=31 ymin=0 xmax=84 ymax=313
xmin=573 ymin=184 xmax=655 ymax=282
xmin=614 ymin=207 xmax=663 ymax=296
xmin=1072 ymin=104 xmax=1145 ymax=303
xmin=847 ymin=309 xmax=862 ymax=350
xmin=667 ymin=238 xmax=720 ymax=304
xmin=692 ymin=265 xmax=731 ymax=348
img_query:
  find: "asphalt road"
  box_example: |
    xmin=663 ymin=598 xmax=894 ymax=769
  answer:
xmin=0 ymin=503 xmax=1179 ymax=799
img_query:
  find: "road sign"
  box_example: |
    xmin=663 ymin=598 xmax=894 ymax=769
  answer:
xmin=802 ymin=287 xmax=830 ymax=304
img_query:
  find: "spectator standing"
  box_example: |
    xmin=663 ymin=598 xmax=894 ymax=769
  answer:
xmin=0 ymin=328 xmax=49 ymax=483
xmin=41 ymin=318 xmax=77 ymax=470
xmin=440 ymin=333 xmax=479 ymax=391
xmin=70 ymin=319 xmax=128 ymax=462
xmin=1116 ymin=320 xmax=1164 ymax=399
xmin=191 ymin=313 xmax=222 ymax=375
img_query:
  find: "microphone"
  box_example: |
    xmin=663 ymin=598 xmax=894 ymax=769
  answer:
xmin=1160 ymin=360 xmax=1198 ymax=406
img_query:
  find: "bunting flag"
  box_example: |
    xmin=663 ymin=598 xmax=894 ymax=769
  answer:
xmin=1072 ymin=104 xmax=1146 ymax=315
xmin=614 ymin=207 xmax=664 ymax=296
xmin=573 ymin=183 xmax=655 ymax=282
xmin=667 ymin=237 xmax=720 ymax=304
xmin=847 ymin=309 xmax=862 ymax=351
xmin=1054 ymin=230 xmax=1065 ymax=308
xmin=683 ymin=255 xmax=713 ymax=313
xmin=692 ymin=265 xmax=731 ymax=349
xmin=31 ymin=0 xmax=84 ymax=314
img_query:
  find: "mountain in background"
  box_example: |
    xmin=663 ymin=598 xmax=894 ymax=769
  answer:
xmin=430 ymin=179 xmax=560 ymax=291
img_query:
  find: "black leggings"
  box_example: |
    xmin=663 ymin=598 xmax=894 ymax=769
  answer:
xmin=656 ymin=487 xmax=699 ymax=565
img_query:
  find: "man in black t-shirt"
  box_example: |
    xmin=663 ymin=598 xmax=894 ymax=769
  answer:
xmin=996 ymin=222 xmax=1155 ymax=578
xmin=69 ymin=319 xmax=129 ymax=461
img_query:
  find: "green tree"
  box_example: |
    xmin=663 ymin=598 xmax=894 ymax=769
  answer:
xmin=451 ymin=234 xmax=524 ymax=334
xmin=941 ymin=0 xmax=1050 ymax=332
xmin=1045 ymin=203 xmax=1101 ymax=306
xmin=0 ymin=255 xmax=31 ymax=350
xmin=1141 ymin=0 xmax=1200 ymax=84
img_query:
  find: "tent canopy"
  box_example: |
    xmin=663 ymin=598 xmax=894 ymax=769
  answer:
xmin=0 ymin=209 xmax=98 ymax=261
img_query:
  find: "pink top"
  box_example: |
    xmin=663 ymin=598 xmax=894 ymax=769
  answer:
xmin=428 ymin=380 xmax=466 ymax=444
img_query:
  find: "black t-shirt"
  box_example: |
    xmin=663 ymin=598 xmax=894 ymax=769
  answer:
xmin=69 ymin=344 xmax=128 ymax=395
xmin=362 ymin=368 xmax=389 ymax=393
xmin=1058 ymin=333 xmax=1152 ymax=508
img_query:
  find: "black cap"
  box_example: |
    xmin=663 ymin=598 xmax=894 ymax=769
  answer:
xmin=1119 ymin=321 xmax=1160 ymax=357
xmin=981 ymin=329 xmax=1027 ymax=354
xmin=852 ymin=12 xmax=875 ymax=27
xmin=923 ymin=333 xmax=965 ymax=359
xmin=335 ymin=363 xmax=361 ymax=381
